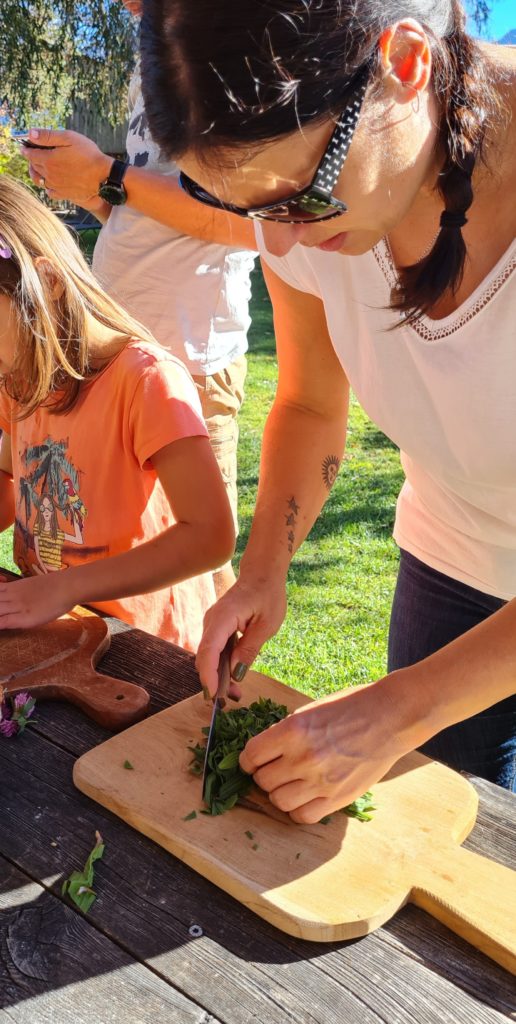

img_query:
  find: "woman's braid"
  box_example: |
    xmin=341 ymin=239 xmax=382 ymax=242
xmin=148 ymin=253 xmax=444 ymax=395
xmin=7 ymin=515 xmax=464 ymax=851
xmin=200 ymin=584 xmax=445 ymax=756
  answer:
xmin=392 ymin=1 xmax=496 ymax=323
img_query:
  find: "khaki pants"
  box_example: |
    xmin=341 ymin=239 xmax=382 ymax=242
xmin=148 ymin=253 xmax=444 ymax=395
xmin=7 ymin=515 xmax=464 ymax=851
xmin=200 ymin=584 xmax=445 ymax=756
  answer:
xmin=192 ymin=354 xmax=247 ymax=543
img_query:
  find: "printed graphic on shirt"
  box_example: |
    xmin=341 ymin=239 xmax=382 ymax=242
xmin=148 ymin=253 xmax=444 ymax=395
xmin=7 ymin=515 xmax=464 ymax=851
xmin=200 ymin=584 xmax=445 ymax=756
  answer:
xmin=13 ymin=435 xmax=106 ymax=577
xmin=126 ymin=70 xmax=162 ymax=172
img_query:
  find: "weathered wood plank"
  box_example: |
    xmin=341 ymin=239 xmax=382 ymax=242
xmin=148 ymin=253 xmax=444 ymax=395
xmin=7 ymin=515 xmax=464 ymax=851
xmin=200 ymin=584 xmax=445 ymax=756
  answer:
xmin=0 ymin=733 xmax=514 ymax=1024
xmin=0 ymin=858 xmax=221 ymax=1023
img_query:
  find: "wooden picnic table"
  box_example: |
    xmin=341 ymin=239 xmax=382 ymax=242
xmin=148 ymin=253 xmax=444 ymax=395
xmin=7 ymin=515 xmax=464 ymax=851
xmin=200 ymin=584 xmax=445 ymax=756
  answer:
xmin=1 ymin=609 xmax=515 ymax=1023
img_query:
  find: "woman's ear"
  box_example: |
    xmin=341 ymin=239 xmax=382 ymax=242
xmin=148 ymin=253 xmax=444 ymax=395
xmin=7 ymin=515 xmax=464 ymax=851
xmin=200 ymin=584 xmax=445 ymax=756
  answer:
xmin=379 ymin=20 xmax=432 ymax=97
xmin=34 ymin=255 xmax=65 ymax=300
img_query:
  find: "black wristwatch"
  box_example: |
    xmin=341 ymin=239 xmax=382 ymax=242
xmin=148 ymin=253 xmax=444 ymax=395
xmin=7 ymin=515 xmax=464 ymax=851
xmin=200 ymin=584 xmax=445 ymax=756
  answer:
xmin=98 ymin=159 xmax=128 ymax=206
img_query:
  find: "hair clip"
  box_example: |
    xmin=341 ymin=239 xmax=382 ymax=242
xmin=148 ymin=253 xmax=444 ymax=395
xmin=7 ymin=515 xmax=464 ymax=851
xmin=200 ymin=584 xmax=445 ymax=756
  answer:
xmin=0 ymin=237 xmax=13 ymax=260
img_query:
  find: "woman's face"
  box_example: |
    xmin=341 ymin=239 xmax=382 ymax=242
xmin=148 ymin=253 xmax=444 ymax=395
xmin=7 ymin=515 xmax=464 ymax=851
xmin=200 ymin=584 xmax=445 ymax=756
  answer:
xmin=119 ymin=0 xmax=142 ymax=16
xmin=179 ymin=65 xmax=440 ymax=259
xmin=0 ymin=295 xmax=19 ymax=376
xmin=40 ymin=499 xmax=53 ymax=526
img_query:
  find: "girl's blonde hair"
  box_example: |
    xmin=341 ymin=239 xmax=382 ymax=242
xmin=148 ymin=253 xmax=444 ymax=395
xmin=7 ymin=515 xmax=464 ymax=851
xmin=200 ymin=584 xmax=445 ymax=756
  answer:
xmin=0 ymin=174 xmax=156 ymax=418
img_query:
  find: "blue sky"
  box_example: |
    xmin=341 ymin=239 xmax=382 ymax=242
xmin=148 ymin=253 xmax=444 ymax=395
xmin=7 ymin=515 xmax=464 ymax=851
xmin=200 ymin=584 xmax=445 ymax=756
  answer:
xmin=467 ymin=0 xmax=515 ymax=40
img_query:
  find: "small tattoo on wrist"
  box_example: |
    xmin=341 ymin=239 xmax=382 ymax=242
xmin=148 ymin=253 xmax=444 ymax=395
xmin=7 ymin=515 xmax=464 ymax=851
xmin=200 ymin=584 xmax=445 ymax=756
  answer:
xmin=322 ymin=454 xmax=340 ymax=491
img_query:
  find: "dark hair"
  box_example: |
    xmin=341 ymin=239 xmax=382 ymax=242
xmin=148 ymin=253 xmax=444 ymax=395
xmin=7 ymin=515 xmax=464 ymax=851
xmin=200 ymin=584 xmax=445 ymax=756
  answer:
xmin=140 ymin=0 xmax=501 ymax=323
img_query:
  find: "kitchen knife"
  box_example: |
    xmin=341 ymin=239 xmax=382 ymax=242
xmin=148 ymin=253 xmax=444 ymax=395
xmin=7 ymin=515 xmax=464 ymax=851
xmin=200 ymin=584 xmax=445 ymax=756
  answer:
xmin=202 ymin=632 xmax=237 ymax=801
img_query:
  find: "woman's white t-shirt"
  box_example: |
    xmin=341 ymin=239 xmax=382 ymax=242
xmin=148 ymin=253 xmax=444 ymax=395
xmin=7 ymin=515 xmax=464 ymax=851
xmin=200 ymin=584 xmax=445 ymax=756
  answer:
xmin=259 ymin=230 xmax=516 ymax=600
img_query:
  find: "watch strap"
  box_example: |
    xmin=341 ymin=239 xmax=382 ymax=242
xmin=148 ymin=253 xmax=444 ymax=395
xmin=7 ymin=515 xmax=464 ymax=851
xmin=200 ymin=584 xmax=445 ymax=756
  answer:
xmin=104 ymin=158 xmax=128 ymax=187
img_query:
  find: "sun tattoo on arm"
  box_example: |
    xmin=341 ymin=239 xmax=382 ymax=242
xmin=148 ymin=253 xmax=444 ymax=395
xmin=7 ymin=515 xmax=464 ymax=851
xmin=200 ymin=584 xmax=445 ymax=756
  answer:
xmin=322 ymin=455 xmax=340 ymax=491
xmin=285 ymin=496 xmax=299 ymax=554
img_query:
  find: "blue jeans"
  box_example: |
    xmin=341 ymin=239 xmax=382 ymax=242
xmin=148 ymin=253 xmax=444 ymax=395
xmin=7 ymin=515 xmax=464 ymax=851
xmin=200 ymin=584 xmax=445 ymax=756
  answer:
xmin=388 ymin=549 xmax=516 ymax=791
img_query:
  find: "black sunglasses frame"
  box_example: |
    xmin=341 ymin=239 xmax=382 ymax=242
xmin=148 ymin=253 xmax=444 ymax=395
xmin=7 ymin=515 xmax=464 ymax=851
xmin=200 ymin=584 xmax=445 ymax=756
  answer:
xmin=179 ymin=63 xmax=371 ymax=224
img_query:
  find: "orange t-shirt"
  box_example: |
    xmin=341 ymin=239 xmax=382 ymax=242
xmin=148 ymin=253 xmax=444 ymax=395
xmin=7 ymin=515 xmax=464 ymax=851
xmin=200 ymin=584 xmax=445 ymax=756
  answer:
xmin=0 ymin=340 xmax=216 ymax=652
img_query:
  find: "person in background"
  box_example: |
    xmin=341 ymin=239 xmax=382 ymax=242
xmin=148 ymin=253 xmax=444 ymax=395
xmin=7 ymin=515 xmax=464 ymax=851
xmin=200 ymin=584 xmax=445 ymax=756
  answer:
xmin=0 ymin=175 xmax=234 ymax=650
xmin=20 ymin=0 xmax=256 ymax=597
xmin=138 ymin=0 xmax=515 ymax=819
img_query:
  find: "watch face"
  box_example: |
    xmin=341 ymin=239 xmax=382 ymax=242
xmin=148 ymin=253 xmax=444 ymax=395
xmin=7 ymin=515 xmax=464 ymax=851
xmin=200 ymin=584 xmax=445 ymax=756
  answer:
xmin=98 ymin=182 xmax=127 ymax=206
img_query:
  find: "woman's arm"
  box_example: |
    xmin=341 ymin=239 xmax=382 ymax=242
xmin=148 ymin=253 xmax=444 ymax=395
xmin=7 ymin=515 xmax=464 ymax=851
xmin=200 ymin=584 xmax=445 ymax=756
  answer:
xmin=196 ymin=262 xmax=350 ymax=694
xmin=239 ymin=598 xmax=516 ymax=824
xmin=0 ymin=435 xmax=235 ymax=628
xmin=0 ymin=432 xmax=15 ymax=534
xmin=22 ymin=130 xmax=256 ymax=249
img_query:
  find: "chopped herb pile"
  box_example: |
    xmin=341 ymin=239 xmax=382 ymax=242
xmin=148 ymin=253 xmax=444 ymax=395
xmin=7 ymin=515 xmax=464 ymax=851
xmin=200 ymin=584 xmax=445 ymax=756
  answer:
xmin=189 ymin=698 xmax=287 ymax=816
xmin=61 ymin=831 xmax=105 ymax=913
xmin=0 ymin=689 xmax=36 ymax=738
xmin=188 ymin=697 xmax=375 ymax=822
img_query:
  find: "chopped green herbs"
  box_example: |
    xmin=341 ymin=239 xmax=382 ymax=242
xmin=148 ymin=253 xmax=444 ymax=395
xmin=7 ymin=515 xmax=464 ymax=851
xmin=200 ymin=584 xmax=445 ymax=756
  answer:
xmin=61 ymin=831 xmax=105 ymax=913
xmin=183 ymin=810 xmax=197 ymax=821
xmin=188 ymin=696 xmax=375 ymax=823
xmin=245 ymin=830 xmax=254 ymax=840
xmin=123 ymin=760 xmax=134 ymax=770
xmin=189 ymin=697 xmax=288 ymax=816
xmin=340 ymin=791 xmax=376 ymax=822
xmin=252 ymin=843 xmax=259 ymax=851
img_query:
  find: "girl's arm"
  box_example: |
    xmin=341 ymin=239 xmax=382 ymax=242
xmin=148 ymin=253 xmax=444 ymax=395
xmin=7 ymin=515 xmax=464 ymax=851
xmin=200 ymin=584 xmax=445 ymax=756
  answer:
xmin=196 ymin=263 xmax=350 ymax=694
xmin=0 ymin=435 xmax=235 ymax=627
xmin=0 ymin=432 xmax=15 ymax=533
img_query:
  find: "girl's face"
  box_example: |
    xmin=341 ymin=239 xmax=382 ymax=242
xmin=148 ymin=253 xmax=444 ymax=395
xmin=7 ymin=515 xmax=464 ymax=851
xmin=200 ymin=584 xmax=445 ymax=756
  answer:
xmin=178 ymin=62 xmax=439 ymax=259
xmin=0 ymin=295 xmax=19 ymax=376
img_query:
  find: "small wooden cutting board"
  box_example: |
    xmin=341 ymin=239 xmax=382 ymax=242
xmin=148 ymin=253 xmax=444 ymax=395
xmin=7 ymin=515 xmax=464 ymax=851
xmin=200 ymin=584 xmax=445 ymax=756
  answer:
xmin=0 ymin=610 xmax=149 ymax=730
xmin=73 ymin=670 xmax=516 ymax=973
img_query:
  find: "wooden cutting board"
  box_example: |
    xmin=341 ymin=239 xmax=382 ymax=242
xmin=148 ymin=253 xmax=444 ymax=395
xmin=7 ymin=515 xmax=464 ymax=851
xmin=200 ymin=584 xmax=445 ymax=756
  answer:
xmin=73 ymin=671 xmax=516 ymax=973
xmin=0 ymin=609 xmax=150 ymax=730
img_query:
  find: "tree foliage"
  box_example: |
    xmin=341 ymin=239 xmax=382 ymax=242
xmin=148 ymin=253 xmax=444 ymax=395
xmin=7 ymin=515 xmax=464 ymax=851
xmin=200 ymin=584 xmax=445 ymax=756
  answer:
xmin=0 ymin=0 xmax=136 ymax=127
xmin=0 ymin=1 xmax=494 ymax=130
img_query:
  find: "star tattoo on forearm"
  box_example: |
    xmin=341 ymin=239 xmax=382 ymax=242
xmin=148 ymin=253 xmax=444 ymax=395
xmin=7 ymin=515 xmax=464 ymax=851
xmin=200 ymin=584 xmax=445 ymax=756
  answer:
xmin=285 ymin=496 xmax=299 ymax=554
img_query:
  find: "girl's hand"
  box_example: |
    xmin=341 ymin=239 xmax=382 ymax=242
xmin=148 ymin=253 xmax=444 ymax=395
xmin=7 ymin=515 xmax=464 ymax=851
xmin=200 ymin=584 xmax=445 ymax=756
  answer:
xmin=196 ymin=573 xmax=288 ymax=699
xmin=239 ymin=679 xmax=412 ymax=824
xmin=0 ymin=573 xmax=75 ymax=629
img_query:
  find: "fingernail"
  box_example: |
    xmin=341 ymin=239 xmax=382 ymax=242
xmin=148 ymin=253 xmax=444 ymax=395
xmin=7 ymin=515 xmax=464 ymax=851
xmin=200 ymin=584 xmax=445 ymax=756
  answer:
xmin=202 ymin=686 xmax=211 ymax=702
xmin=232 ymin=662 xmax=248 ymax=683
xmin=29 ymin=129 xmax=39 ymax=140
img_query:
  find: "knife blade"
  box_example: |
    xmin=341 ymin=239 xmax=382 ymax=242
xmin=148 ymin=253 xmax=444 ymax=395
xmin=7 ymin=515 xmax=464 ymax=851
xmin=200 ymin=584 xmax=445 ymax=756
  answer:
xmin=202 ymin=632 xmax=237 ymax=801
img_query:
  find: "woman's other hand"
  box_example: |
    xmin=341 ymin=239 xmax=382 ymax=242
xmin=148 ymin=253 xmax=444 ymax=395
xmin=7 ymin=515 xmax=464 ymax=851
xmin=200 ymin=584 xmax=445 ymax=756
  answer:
xmin=239 ymin=677 xmax=416 ymax=823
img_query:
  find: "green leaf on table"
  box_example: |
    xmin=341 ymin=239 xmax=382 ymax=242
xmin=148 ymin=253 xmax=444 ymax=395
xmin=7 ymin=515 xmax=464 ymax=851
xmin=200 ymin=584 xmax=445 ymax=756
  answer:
xmin=61 ymin=831 xmax=105 ymax=913
xmin=183 ymin=810 xmax=197 ymax=821
xmin=123 ymin=760 xmax=134 ymax=770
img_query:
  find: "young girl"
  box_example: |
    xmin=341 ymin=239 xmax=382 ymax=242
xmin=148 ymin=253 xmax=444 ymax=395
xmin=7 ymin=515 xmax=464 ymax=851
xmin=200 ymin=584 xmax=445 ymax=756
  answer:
xmin=0 ymin=174 xmax=235 ymax=651
xmin=139 ymin=0 xmax=516 ymax=818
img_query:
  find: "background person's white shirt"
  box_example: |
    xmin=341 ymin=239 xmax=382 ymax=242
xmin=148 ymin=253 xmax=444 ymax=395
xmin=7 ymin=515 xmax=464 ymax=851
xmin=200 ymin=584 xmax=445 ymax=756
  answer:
xmin=258 ymin=225 xmax=516 ymax=600
xmin=93 ymin=70 xmax=256 ymax=377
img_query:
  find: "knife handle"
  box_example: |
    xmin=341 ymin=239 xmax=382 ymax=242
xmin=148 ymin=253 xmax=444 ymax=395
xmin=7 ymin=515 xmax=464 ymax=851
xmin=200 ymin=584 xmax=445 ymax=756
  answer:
xmin=216 ymin=631 xmax=237 ymax=707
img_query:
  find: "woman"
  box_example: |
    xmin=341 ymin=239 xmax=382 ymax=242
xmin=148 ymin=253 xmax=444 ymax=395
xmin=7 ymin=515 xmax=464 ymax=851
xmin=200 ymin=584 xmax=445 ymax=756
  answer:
xmin=139 ymin=0 xmax=516 ymax=820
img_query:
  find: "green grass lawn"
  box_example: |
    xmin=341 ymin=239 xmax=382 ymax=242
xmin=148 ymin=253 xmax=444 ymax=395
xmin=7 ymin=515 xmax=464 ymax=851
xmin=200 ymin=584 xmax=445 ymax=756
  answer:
xmin=239 ymin=267 xmax=404 ymax=696
xmin=0 ymin=263 xmax=404 ymax=698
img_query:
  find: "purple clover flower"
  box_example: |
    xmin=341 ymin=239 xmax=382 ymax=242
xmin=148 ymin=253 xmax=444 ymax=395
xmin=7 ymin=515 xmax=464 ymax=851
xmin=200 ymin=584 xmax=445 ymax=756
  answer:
xmin=0 ymin=691 xmax=36 ymax=738
xmin=14 ymin=692 xmax=32 ymax=710
xmin=0 ymin=718 xmax=18 ymax=737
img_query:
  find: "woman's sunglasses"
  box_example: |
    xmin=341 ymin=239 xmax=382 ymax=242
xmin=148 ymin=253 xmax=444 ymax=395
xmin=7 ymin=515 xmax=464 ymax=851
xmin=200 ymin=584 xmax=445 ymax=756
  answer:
xmin=179 ymin=63 xmax=371 ymax=224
